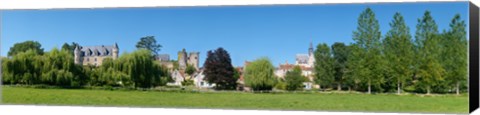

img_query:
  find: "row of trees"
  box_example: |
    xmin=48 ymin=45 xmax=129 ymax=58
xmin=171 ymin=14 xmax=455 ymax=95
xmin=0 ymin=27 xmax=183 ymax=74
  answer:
xmin=314 ymin=8 xmax=467 ymax=95
xmin=2 ymin=36 xmax=171 ymax=89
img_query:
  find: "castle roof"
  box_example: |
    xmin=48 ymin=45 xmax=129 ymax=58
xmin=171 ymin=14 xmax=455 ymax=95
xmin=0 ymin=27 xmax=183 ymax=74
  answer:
xmin=156 ymin=54 xmax=170 ymax=61
xmin=79 ymin=45 xmax=116 ymax=57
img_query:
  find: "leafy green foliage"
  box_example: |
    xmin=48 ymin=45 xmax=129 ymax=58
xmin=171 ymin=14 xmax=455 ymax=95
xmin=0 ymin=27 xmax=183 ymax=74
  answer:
xmin=285 ymin=66 xmax=305 ymax=91
xmin=185 ymin=64 xmax=196 ymax=76
xmin=314 ymin=43 xmax=334 ymax=89
xmin=383 ymin=12 xmax=415 ymax=94
xmin=441 ymin=14 xmax=468 ymax=95
xmin=244 ymin=57 xmax=276 ymax=91
xmin=7 ymin=40 xmax=44 ymax=57
xmin=2 ymin=43 xmax=169 ymax=89
xmin=351 ymin=7 xmax=385 ymax=94
xmin=181 ymin=79 xmax=194 ymax=86
xmin=136 ymin=36 xmax=162 ymax=56
xmin=61 ymin=42 xmax=80 ymax=55
xmin=414 ymin=11 xmax=444 ymax=94
xmin=331 ymin=42 xmax=350 ymax=91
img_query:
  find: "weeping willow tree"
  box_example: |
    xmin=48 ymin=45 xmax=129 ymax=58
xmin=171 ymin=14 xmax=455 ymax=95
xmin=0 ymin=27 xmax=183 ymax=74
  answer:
xmin=40 ymin=47 xmax=85 ymax=87
xmin=114 ymin=49 xmax=169 ymax=89
xmin=244 ymin=57 xmax=276 ymax=91
xmin=2 ymin=49 xmax=43 ymax=85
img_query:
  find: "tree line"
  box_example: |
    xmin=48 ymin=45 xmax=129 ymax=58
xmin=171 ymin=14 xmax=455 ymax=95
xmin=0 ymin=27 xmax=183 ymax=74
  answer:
xmin=314 ymin=8 xmax=467 ymax=95
xmin=2 ymin=36 xmax=171 ymax=89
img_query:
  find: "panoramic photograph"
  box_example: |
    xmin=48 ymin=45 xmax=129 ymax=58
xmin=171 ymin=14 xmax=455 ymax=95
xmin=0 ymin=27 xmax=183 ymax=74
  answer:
xmin=0 ymin=1 xmax=470 ymax=114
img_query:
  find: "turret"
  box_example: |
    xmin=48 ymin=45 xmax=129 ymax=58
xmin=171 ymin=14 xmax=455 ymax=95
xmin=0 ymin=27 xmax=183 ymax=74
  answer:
xmin=113 ymin=42 xmax=119 ymax=60
xmin=74 ymin=46 xmax=81 ymax=64
xmin=188 ymin=52 xmax=200 ymax=70
xmin=178 ymin=48 xmax=188 ymax=69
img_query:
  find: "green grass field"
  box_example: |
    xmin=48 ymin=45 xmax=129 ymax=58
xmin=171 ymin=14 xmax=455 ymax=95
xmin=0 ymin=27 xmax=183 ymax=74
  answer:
xmin=1 ymin=86 xmax=468 ymax=114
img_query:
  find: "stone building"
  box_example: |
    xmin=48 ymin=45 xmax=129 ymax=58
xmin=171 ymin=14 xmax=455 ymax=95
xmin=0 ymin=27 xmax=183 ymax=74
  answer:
xmin=177 ymin=48 xmax=200 ymax=70
xmin=155 ymin=54 xmax=170 ymax=62
xmin=295 ymin=42 xmax=315 ymax=68
xmin=74 ymin=43 xmax=119 ymax=66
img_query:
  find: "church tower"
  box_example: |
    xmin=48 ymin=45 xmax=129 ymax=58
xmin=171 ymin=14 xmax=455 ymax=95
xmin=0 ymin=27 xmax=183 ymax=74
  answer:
xmin=308 ymin=42 xmax=315 ymax=67
xmin=308 ymin=42 xmax=314 ymax=56
xmin=113 ymin=42 xmax=119 ymax=60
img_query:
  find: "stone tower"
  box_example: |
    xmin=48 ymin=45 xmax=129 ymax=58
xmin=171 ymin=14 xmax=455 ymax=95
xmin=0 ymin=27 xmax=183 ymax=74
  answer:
xmin=188 ymin=52 xmax=200 ymax=70
xmin=178 ymin=48 xmax=188 ymax=69
xmin=74 ymin=46 xmax=81 ymax=64
xmin=113 ymin=42 xmax=119 ymax=60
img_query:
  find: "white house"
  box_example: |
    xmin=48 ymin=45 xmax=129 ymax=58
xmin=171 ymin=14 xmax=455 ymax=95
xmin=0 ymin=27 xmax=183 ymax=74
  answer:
xmin=167 ymin=69 xmax=184 ymax=86
xmin=193 ymin=70 xmax=215 ymax=88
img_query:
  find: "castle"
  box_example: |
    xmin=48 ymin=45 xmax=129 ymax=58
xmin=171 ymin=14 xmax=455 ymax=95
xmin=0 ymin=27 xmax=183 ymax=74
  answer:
xmin=74 ymin=43 xmax=119 ymax=66
xmin=177 ymin=48 xmax=200 ymax=70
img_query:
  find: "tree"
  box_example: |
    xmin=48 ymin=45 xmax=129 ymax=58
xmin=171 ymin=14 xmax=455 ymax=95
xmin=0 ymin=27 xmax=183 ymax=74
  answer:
xmin=136 ymin=36 xmax=162 ymax=56
xmin=182 ymin=64 xmax=197 ymax=86
xmin=7 ymin=41 xmax=44 ymax=57
xmin=352 ymin=7 xmax=384 ymax=94
xmin=285 ymin=66 xmax=305 ymax=91
xmin=41 ymin=47 xmax=81 ymax=87
xmin=203 ymin=47 xmax=237 ymax=90
xmin=331 ymin=42 xmax=350 ymax=91
xmin=345 ymin=45 xmax=364 ymax=91
xmin=243 ymin=57 xmax=276 ymax=91
xmin=2 ymin=49 xmax=43 ymax=85
xmin=61 ymin=42 xmax=80 ymax=55
xmin=414 ymin=11 xmax=445 ymax=95
xmin=185 ymin=64 xmax=196 ymax=77
xmin=442 ymin=14 xmax=467 ymax=95
xmin=314 ymin=43 xmax=334 ymax=90
xmin=119 ymin=49 xmax=168 ymax=88
xmin=383 ymin=12 xmax=415 ymax=94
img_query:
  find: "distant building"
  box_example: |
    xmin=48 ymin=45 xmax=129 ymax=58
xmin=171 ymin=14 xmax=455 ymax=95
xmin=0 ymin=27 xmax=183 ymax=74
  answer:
xmin=167 ymin=69 xmax=185 ymax=86
xmin=295 ymin=42 xmax=315 ymax=68
xmin=74 ymin=43 xmax=119 ymax=66
xmin=193 ymin=69 xmax=215 ymax=88
xmin=274 ymin=42 xmax=316 ymax=90
xmin=156 ymin=54 xmax=170 ymax=62
xmin=177 ymin=48 xmax=200 ymax=70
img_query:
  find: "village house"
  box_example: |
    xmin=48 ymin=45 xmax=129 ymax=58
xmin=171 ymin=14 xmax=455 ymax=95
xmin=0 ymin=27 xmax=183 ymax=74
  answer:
xmin=192 ymin=69 xmax=215 ymax=88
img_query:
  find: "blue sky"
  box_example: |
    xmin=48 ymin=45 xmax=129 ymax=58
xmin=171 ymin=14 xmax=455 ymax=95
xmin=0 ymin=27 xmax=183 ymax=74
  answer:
xmin=0 ymin=2 xmax=469 ymax=67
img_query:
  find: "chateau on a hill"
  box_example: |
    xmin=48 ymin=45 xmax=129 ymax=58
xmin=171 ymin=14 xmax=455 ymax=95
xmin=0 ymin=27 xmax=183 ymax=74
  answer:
xmin=74 ymin=43 xmax=119 ymax=66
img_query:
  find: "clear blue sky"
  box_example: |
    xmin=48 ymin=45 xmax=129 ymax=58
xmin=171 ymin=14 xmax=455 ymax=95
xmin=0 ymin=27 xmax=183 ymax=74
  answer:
xmin=0 ymin=2 xmax=469 ymax=67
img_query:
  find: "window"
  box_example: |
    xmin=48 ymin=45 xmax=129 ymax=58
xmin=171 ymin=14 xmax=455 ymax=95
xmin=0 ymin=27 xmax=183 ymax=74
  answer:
xmin=95 ymin=58 xmax=97 ymax=62
xmin=87 ymin=58 xmax=89 ymax=62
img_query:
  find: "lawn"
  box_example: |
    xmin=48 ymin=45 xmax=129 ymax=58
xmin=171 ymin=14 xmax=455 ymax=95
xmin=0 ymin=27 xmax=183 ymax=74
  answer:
xmin=1 ymin=86 xmax=468 ymax=114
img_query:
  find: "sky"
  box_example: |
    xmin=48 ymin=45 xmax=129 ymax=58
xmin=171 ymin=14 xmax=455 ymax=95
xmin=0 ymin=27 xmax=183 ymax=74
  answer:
xmin=0 ymin=1 xmax=469 ymax=67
